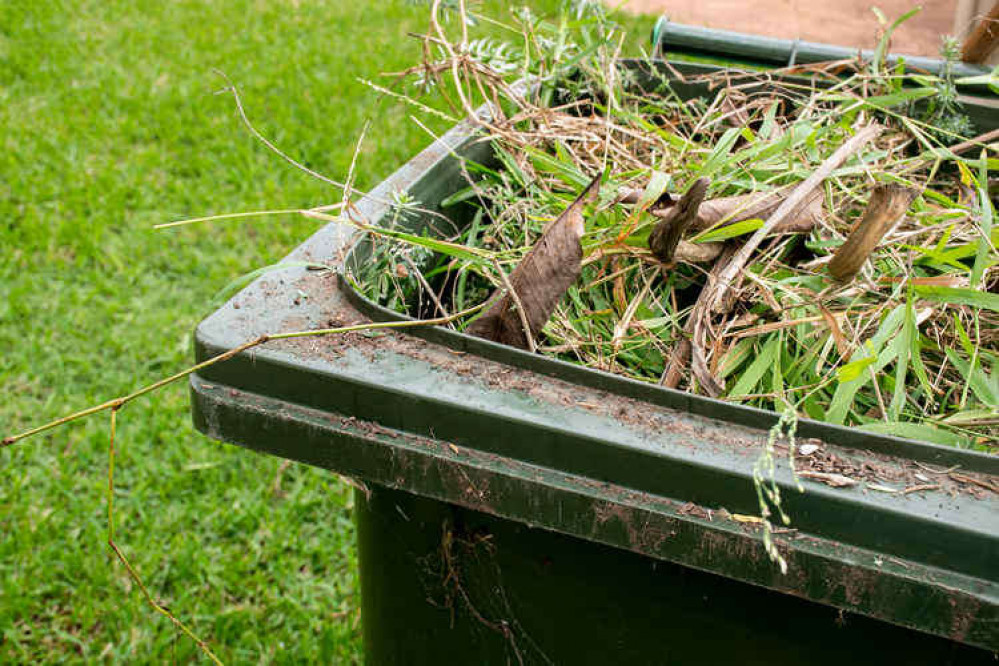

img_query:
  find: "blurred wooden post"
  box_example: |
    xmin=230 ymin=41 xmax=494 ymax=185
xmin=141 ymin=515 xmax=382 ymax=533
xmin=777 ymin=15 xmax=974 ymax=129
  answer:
xmin=957 ymin=1 xmax=999 ymax=64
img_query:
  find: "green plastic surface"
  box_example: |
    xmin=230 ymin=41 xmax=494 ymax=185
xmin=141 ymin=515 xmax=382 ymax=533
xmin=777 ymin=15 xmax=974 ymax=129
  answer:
xmin=358 ymin=484 xmax=993 ymax=664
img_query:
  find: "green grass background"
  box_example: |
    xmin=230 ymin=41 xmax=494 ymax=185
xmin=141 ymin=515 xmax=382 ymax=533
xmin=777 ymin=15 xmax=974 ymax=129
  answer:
xmin=0 ymin=0 xmax=649 ymax=662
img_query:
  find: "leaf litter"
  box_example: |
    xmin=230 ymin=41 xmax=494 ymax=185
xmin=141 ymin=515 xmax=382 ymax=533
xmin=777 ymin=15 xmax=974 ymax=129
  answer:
xmin=352 ymin=2 xmax=999 ymax=450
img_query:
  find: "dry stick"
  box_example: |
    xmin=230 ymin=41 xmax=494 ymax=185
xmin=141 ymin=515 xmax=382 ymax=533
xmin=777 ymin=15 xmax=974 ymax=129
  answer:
xmin=3 ymin=338 xmax=261 ymax=448
xmin=402 ymin=255 xmax=453 ymax=325
xmin=961 ymin=2 xmax=999 ymax=63
xmin=941 ymin=126 xmax=999 ymax=158
xmin=107 ymin=538 xmax=223 ymax=664
xmin=105 ymin=407 xmax=225 ymax=665
xmin=649 ymin=178 xmax=709 ymax=264
xmin=898 ymin=126 xmax=999 ymax=178
xmin=950 ymin=472 xmax=999 ymax=494
xmin=828 ymin=184 xmax=919 ymax=282
xmin=679 ymin=123 xmax=882 ymax=396
xmin=689 ymin=265 xmax=733 ymax=396
xmin=660 ymin=337 xmax=692 ymax=390
xmin=660 ymin=244 xmax=737 ymax=388
xmin=3 ymin=308 xmax=489 ymax=664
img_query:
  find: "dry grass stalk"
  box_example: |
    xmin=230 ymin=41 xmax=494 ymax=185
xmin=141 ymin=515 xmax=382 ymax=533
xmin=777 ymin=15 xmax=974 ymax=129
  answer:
xmin=661 ymin=244 xmax=737 ymax=389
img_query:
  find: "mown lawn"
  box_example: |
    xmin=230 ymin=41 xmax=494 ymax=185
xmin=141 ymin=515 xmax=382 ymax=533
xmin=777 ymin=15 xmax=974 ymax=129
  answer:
xmin=1 ymin=0 xmax=650 ymax=662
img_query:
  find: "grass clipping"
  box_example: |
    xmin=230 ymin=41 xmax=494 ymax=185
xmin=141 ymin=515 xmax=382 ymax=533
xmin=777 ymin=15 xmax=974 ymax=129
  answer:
xmin=356 ymin=3 xmax=999 ymax=451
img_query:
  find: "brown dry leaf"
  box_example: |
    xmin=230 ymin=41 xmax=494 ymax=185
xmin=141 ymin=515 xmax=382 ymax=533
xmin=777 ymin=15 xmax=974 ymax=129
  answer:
xmin=467 ymin=175 xmax=601 ymax=349
xmin=649 ymin=178 xmax=709 ymax=264
xmin=673 ymin=240 xmax=724 ymax=263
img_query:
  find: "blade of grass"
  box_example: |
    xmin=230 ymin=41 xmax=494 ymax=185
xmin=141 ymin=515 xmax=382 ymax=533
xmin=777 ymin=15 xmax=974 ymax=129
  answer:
xmin=827 ymin=304 xmax=906 ymax=424
xmin=887 ymin=292 xmax=916 ymax=420
xmin=970 ymin=151 xmax=996 ymax=288
xmin=728 ymin=336 xmax=778 ymax=398
xmin=913 ymin=285 xmax=999 ymax=312
xmin=859 ymin=421 xmax=967 ymax=447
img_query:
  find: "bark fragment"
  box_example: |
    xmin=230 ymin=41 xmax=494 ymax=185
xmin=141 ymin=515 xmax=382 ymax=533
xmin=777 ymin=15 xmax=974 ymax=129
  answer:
xmin=649 ymin=178 xmax=709 ymax=264
xmin=827 ymin=184 xmax=919 ymax=283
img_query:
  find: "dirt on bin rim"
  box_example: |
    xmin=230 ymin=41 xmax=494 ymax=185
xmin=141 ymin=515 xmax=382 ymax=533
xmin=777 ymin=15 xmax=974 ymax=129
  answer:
xmin=261 ymin=267 xmax=999 ymax=501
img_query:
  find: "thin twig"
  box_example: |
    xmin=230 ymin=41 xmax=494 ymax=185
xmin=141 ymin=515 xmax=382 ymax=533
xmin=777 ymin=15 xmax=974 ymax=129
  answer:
xmin=403 ymin=255 xmax=453 ymax=324
xmin=108 ymin=539 xmax=224 ymax=664
xmin=211 ymin=70 xmax=457 ymax=230
xmin=213 ymin=69 xmax=348 ymax=190
xmin=942 ymin=126 xmax=999 ymax=158
xmin=3 ymin=306 xmax=486 ymax=448
xmin=104 ymin=406 xmax=225 ymax=664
